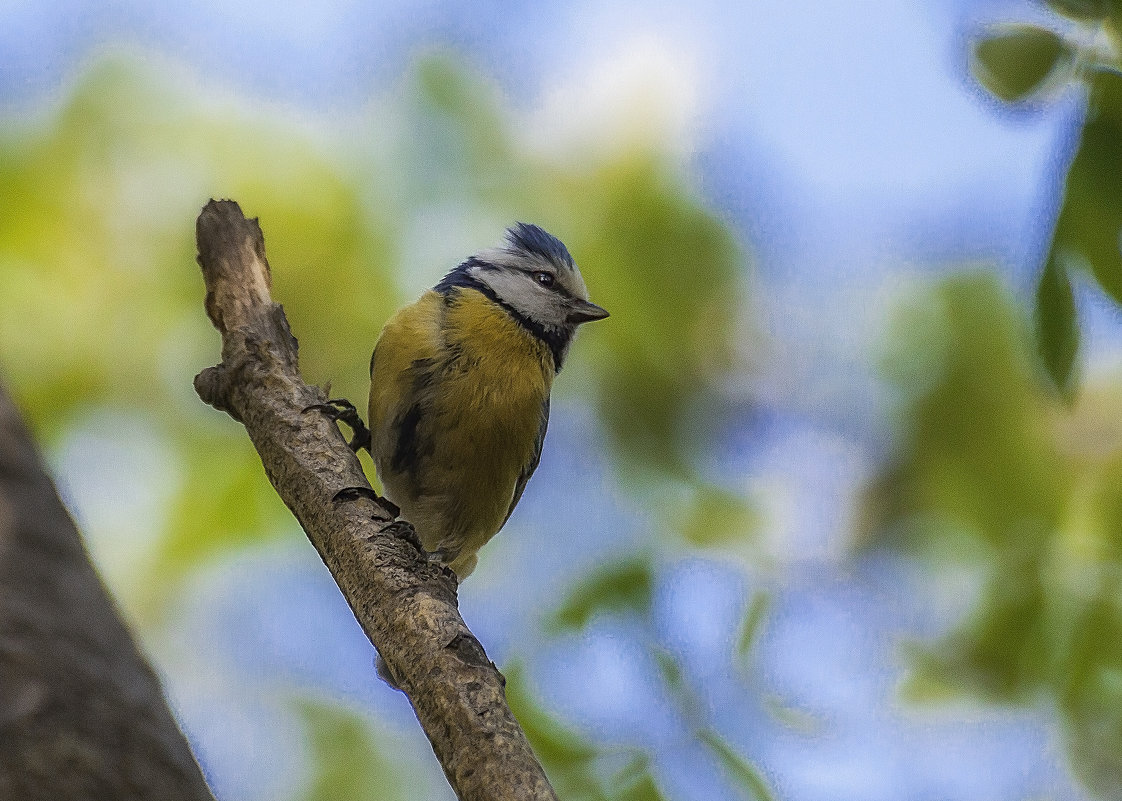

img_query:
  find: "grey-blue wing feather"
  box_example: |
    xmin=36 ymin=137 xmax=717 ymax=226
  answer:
xmin=503 ymin=397 xmax=549 ymax=527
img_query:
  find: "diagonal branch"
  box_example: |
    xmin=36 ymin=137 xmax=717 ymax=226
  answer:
xmin=193 ymin=199 xmax=557 ymax=801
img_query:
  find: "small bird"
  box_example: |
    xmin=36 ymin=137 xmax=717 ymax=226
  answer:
xmin=367 ymin=223 xmax=608 ymax=580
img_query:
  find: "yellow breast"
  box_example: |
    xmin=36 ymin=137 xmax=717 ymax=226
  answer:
xmin=441 ymin=288 xmax=554 ymax=413
xmin=368 ymin=288 xmax=554 ymax=575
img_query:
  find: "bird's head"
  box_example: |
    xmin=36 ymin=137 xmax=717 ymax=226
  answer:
xmin=436 ymin=223 xmax=608 ymax=368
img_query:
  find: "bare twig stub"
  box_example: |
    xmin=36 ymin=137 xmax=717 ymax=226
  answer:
xmin=0 ymin=382 xmax=216 ymax=801
xmin=193 ymin=199 xmax=556 ymax=801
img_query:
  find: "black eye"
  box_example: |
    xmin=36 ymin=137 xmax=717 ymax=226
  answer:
xmin=533 ymin=271 xmax=555 ymax=288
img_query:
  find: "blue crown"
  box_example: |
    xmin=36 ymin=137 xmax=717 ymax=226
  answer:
xmin=506 ymin=222 xmax=574 ymax=269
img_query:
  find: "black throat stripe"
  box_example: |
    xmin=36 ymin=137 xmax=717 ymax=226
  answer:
xmin=435 ymin=263 xmax=570 ymax=371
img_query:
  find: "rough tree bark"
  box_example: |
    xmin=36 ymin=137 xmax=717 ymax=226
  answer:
xmin=193 ymin=199 xmax=558 ymax=801
xmin=0 ymin=382 xmax=216 ymax=801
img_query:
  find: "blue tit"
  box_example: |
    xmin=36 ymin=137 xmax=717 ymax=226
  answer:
xmin=368 ymin=223 xmax=608 ymax=580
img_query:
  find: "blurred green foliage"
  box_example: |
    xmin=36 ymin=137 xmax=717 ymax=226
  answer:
xmin=613 ymin=772 xmax=668 ymax=801
xmin=550 ymin=556 xmax=654 ymax=633
xmin=869 ymin=272 xmax=1122 ymax=797
xmin=0 ymin=48 xmax=751 ymax=602
xmin=736 ymin=590 xmax=772 ymax=668
xmin=504 ymin=663 xmax=618 ymax=801
xmin=697 ymin=730 xmax=775 ymax=801
xmin=293 ymin=698 xmax=406 ymax=801
xmin=680 ymin=485 xmax=761 ymax=547
xmin=1046 ymin=0 xmax=1111 ymax=21
xmin=970 ymin=5 xmax=1122 ymax=394
xmin=5 ymin=16 xmax=1112 ymax=800
xmin=0 ymin=46 xmax=756 ymax=800
xmin=971 ymin=24 xmax=1074 ymax=102
xmin=507 ymin=650 xmax=775 ymax=801
xmin=541 ymin=554 xmax=778 ymax=800
xmin=945 ymin=9 xmax=1122 ymax=790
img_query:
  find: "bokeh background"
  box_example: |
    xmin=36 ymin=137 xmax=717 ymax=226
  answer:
xmin=3 ymin=1 xmax=1121 ymax=799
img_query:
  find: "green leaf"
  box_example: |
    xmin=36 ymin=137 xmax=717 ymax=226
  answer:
xmin=1034 ymin=252 xmax=1080 ymax=396
xmin=611 ymin=753 xmax=653 ymax=791
xmin=503 ymin=663 xmax=615 ymax=801
xmin=1046 ymin=0 xmax=1109 ymax=20
xmin=681 ymin=485 xmax=759 ymax=546
xmin=652 ymin=647 xmax=685 ymax=694
xmin=761 ymin=694 xmax=823 ymax=735
xmin=697 ymin=729 xmax=776 ymax=801
xmin=613 ymin=771 xmax=668 ymax=801
xmin=736 ymin=590 xmax=772 ymax=663
xmin=562 ymin=156 xmax=745 ymax=482
xmin=650 ymin=646 xmax=705 ymax=720
xmin=971 ymin=25 xmax=1074 ymax=101
xmin=502 ymin=662 xmax=599 ymax=771
xmin=1057 ymin=595 xmax=1122 ymax=797
xmin=1051 ymin=71 xmax=1122 ymax=307
xmin=293 ymin=697 xmax=406 ymax=801
xmin=549 ymin=556 xmax=654 ymax=632
xmin=869 ymin=274 xmax=1068 ymax=550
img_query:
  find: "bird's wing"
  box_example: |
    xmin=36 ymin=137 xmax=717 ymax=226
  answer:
xmin=502 ymin=396 xmax=549 ymax=528
xmin=367 ymin=292 xmax=444 ymax=479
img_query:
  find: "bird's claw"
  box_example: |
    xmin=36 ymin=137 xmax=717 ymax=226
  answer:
xmin=426 ymin=547 xmax=448 ymax=564
xmin=426 ymin=548 xmax=464 ymax=582
xmin=332 ymin=486 xmax=398 ymax=521
xmin=304 ymin=398 xmax=372 ymax=453
xmin=385 ymin=519 xmax=424 ymax=552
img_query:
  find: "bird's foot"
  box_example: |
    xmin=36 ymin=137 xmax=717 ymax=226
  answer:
xmin=427 ymin=548 xmax=468 ymax=583
xmin=427 ymin=547 xmax=454 ymax=566
xmin=332 ymin=486 xmax=399 ymax=521
xmin=384 ymin=519 xmax=424 ymax=553
xmin=304 ymin=398 xmax=372 ymax=453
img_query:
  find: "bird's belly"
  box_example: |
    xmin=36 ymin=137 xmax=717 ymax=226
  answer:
xmin=380 ymin=354 xmax=549 ymax=563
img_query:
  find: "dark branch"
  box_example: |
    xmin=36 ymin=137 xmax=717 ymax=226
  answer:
xmin=193 ymin=199 xmax=557 ymax=801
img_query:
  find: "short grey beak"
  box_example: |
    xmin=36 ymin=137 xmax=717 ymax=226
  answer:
xmin=568 ymin=300 xmax=610 ymax=324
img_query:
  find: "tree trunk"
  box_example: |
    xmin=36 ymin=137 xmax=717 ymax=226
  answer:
xmin=0 ymin=382 xmax=216 ymax=801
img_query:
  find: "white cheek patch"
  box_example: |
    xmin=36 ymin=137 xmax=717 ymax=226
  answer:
xmin=475 ymin=268 xmax=564 ymax=327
